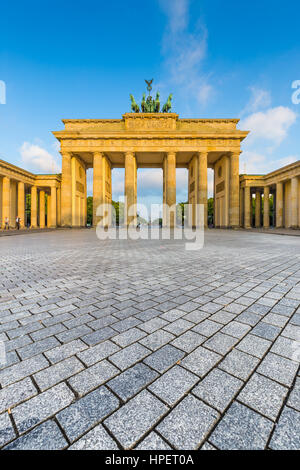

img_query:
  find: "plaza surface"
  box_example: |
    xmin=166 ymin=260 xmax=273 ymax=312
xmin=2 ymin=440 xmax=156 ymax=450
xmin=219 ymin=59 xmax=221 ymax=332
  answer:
xmin=0 ymin=229 xmax=299 ymax=450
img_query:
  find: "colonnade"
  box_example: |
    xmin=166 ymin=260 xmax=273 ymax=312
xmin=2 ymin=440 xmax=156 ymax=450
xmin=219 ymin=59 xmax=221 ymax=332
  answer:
xmin=0 ymin=163 xmax=61 ymax=229
xmin=241 ymin=176 xmax=300 ymax=229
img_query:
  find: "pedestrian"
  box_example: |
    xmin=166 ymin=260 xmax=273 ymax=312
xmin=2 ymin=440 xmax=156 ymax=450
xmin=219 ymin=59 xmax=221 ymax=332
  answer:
xmin=4 ymin=217 xmax=9 ymax=230
xmin=16 ymin=216 xmax=20 ymax=230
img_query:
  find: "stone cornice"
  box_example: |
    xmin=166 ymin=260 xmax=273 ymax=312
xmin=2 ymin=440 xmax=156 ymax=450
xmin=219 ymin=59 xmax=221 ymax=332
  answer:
xmin=53 ymin=132 xmax=248 ymax=140
xmin=240 ymin=160 xmax=300 ymax=186
xmin=0 ymin=159 xmax=61 ymax=185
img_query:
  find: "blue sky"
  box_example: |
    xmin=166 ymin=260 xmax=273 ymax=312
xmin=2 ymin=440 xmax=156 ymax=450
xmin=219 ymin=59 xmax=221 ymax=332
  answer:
xmin=1 ymin=0 xmax=300 ymax=212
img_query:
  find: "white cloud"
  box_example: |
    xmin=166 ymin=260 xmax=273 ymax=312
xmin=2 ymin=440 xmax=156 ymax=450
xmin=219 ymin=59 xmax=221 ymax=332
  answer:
xmin=20 ymin=142 xmax=60 ymax=173
xmin=240 ymin=106 xmax=297 ymax=145
xmin=159 ymin=0 xmax=188 ymax=35
xmin=159 ymin=0 xmax=212 ymax=106
xmin=241 ymin=87 xmax=271 ymax=116
xmin=240 ymin=151 xmax=299 ymax=175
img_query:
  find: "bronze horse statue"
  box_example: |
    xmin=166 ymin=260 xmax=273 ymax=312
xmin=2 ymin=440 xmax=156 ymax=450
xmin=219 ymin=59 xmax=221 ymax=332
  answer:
xmin=130 ymin=94 xmax=140 ymax=113
xmin=162 ymin=94 xmax=172 ymax=113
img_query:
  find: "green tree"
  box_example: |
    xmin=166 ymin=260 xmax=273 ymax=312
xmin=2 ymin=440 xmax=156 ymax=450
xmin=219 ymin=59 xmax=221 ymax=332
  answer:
xmin=87 ymin=196 xmax=93 ymax=225
xmin=208 ymin=198 xmax=214 ymax=225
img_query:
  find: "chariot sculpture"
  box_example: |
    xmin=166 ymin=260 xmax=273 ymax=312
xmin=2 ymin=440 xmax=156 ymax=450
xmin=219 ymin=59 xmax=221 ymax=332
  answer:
xmin=129 ymin=80 xmax=173 ymax=113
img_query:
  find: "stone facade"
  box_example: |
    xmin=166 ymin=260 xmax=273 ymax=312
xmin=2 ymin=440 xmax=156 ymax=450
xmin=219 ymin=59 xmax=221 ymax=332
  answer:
xmin=1 ymin=112 xmax=300 ymax=230
xmin=53 ymin=113 xmax=248 ymax=228
xmin=240 ymin=161 xmax=300 ymax=229
xmin=0 ymin=159 xmax=61 ymax=229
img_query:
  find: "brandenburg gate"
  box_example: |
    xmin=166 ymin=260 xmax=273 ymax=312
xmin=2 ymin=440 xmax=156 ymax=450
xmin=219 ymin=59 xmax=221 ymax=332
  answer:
xmin=53 ymin=112 xmax=248 ymax=228
xmin=2 ymin=85 xmax=299 ymax=230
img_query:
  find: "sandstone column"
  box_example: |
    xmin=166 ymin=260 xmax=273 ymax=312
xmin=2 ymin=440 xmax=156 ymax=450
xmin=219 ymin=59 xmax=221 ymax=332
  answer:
xmin=61 ymin=152 xmax=72 ymax=227
xmin=93 ymin=152 xmax=104 ymax=226
xmin=50 ymin=187 xmax=57 ymax=228
xmin=47 ymin=193 xmax=51 ymax=227
xmin=31 ymin=186 xmax=37 ymax=228
xmin=229 ymin=152 xmax=240 ymax=228
xmin=125 ymin=152 xmax=137 ymax=226
xmin=57 ymin=187 xmax=61 ymax=226
xmin=163 ymin=157 xmax=167 ymax=226
xmin=291 ymin=177 xmax=299 ymax=228
xmin=276 ymin=182 xmax=283 ymax=228
xmin=165 ymin=152 xmax=176 ymax=228
xmin=198 ymin=152 xmax=208 ymax=228
xmin=244 ymin=186 xmax=251 ymax=229
xmin=39 ymin=190 xmax=45 ymax=228
xmin=239 ymin=188 xmax=244 ymax=228
xmin=255 ymin=190 xmax=261 ymax=228
xmin=17 ymin=182 xmax=25 ymax=228
xmin=263 ymin=186 xmax=270 ymax=229
xmin=2 ymin=176 xmax=10 ymax=228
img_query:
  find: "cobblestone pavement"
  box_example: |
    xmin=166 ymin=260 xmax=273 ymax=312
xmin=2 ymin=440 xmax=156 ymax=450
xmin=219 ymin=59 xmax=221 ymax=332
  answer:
xmin=0 ymin=229 xmax=299 ymax=450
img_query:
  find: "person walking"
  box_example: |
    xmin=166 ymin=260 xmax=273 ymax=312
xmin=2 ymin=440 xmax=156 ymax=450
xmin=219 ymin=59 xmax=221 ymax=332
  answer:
xmin=4 ymin=217 xmax=9 ymax=230
xmin=16 ymin=216 xmax=20 ymax=230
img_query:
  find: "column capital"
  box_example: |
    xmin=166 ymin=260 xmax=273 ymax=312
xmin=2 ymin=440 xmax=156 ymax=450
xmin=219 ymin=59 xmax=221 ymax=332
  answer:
xmin=60 ymin=151 xmax=72 ymax=158
xmin=230 ymin=150 xmax=241 ymax=157
xmin=93 ymin=151 xmax=104 ymax=157
xmin=197 ymin=151 xmax=208 ymax=157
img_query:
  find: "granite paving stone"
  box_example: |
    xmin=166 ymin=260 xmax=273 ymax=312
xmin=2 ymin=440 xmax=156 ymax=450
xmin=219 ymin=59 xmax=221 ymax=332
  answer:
xmin=210 ymin=402 xmax=273 ymax=450
xmin=181 ymin=346 xmax=221 ymax=377
xmin=143 ymin=344 xmax=185 ymax=373
xmin=237 ymin=334 xmax=271 ymax=358
xmin=77 ymin=340 xmax=120 ymax=367
xmin=68 ymin=359 xmax=119 ymax=396
xmin=12 ymin=382 xmax=74 ymax=434
xmin=221 ymin=321 xmax=251 ymax=339
xmin=219 ymin=348 xmax=259 ymax=380
xmin=0 ymin=412 xmax=16 ymax=447
xmin=0 ymin=377 xmax=37 ymax=413
xmin=192 ymin=368 xmax=243 ymax=412
xmin=4 ymin=420 xmax=68 ymax=450
xmin=139 ymin=329 xmax=175 ymax=351
xmin=238 ymin=373 xmax=288 ymax=421
xmin=287 ymin=377 xmax=300 ymax=411
xmin=109 ymin=342 xmax=151 ymax=371
xmin=271 ymin=336 xmax=300 ymax=361
xmin=57 ymin=386 xmax=119 ymax=442
xmin=171 ymin=330 xmax=206 ymax=352
xmin=111 ymin=327 xmax=146 ymax=348
xmin=135 ymin=432 xmax=171 ymax=450
xmin=148 ymin=365 xmax=199 ymax=406
xmin=203 ymin=332 xmax=239 ymax=355
xmin=0 ymin=354 xmax=49 ymax=387
xmin=269 ymin=406 xmax=300 ymax=450
xmin=81 ymin=326 xmax=116 ymax=346
xmin=17 ymin=336 xmax=60 ymax=360
xmin=44 ymin=339 xmax=88 ymax=364
xmin=257 ymin=352 xmax=298 ymax=386
xmin=108 ymin=363 xmax=158 ymax=401
xmin=156 ymin=394 xmax=219 ymax=450
xmin=104 ymin=390 xmax=168 ymax=449
xmin=1 ymin=230 xmax=300 ymax=450
xmin=68 ymin=424 xmax=118 ymax=450
xmin=192 ymin=319 xmax=222 ymax=337
xmin=33 ymin=356 xmax=85 ymax=391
